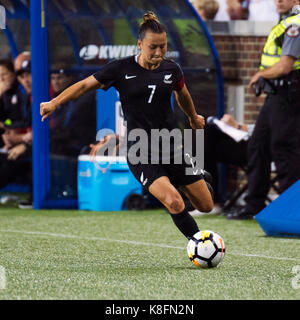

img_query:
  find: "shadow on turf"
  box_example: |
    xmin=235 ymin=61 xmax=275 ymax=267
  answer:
xmin=258 ymin=234 xmax=300 ymax=241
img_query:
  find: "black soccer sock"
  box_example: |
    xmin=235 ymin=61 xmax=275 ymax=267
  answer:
xmin=170 ymin=208 xmax=200 ymax=239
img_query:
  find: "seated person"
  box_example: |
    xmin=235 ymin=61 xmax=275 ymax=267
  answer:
xmin=0 ymin=54 xmax=33 ymax=158
xmin=15 ymin=57 xmax=32 ymax=129
xmin=0 ymin=59 xmax=25 ymax=146
xmin=0 ymin=120 xmax=32 ymax=200
xmin=49 ymin=62 xmax=97 ymax=157
xmin=0 ymin=53 xmax=33 ymax=208
xmin=48 ymin=63 xmax=97 ymax=199
xmin=189 ymin=113 xmax=254 ymax=216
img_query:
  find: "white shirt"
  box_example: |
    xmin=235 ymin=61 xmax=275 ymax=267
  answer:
xmin=214 ymin=0 xmax=279 ymax=22
xmin=248 ymin=0 xmax=279 ymax=22
xmin=214 ymin=0 xmax=230 ymax=21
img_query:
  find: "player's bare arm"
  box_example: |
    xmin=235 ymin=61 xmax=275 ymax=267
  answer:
xmin=40 ymin=75 xmax=104 ymax=121
xmin=174 ymin=84 xmax=205 ymax=129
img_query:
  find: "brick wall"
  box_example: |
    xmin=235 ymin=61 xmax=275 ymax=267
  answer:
xmin=212 ymin=35 xmax=267 ymax=123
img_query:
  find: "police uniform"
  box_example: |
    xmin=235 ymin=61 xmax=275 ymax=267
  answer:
xmin=93 ymin=55 xmax=204 ymax=190
xmin=242 ymin=10 xmax=300 ymax=216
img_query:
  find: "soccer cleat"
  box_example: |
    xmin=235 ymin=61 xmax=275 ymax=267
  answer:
xmin=226 ymin=207 xmax=256 ymax=220
xmin=189 ymin=204 xmax=222 ymax=217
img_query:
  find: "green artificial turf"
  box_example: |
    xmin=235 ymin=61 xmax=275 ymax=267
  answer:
xmin=0 ymin=208 xmax=299 ymax=300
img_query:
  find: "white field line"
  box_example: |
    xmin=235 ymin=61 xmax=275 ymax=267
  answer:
xmin=0 ymin=229 xmax=183 ymax=249
xmin=0 ymin=229 xmax=299 ymax=262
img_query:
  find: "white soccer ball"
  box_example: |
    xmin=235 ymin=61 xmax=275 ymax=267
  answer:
xmin=187 ymin=230 xmax=226 ymax=268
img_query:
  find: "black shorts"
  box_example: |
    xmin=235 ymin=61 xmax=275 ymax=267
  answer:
xmin=127 ymin=160 xmax=204 ymax=191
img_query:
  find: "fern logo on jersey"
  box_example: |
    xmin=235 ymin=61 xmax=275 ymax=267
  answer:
xmin=163 ymin=74 xmax=173 ymax=84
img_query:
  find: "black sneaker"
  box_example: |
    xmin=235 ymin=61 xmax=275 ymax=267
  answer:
xmin=226 ymin=207 xmax=256 ymax=220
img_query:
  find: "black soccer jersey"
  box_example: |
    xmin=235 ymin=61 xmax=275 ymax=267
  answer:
xmin=93 ymin=55 xmax=184 ymax=134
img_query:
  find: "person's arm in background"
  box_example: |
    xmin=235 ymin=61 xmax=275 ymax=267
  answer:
xmin=221 ymin=114 xmax=248 ymax=132
xmin=249 ymin=56 xmax=296 ymax=91
xmin=1 ymin=128 xmax=32 ymax=160
xmin=6 ymin=143 xmax=28 ymax=160
xmin=221 ymin=113 xmax=255 ymax=136
xmin=1 ymin=128 xmax=31 ymax=147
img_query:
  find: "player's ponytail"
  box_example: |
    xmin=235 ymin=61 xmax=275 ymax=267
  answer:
xmin=138 ymin=11 xmax=166 ymax=40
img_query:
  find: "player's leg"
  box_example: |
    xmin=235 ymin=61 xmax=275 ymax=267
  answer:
xmin=148 ymin=176 xmax=200 ymax=239
xmin=149 ymin=176 xmax=184 ymax=212
xmin=180 ymin=179 xmax=214 ymax=213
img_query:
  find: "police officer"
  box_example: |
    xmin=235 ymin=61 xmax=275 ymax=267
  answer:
xmin=229 ymin=0 xmax=300 ymax=219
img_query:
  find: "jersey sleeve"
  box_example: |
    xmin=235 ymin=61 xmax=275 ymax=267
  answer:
xmin=93 ymin=59 xmax=121 ymax=91
xmin=172 ymin=62 xmax=185 ymax=92
xmin=281 ymin=25 xmax=300 ymax=58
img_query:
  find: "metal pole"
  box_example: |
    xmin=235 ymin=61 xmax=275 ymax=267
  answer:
xmin=30 ymin=0 xmax=50 ymax=209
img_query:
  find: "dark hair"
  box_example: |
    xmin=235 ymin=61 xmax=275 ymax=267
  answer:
xmin=50 ymin=61 xmax=73 ymax=75
xmin=138 ymin=11 xmax=166 ymax=40
xmin=0 ymin=59 xmax=14 ymax=73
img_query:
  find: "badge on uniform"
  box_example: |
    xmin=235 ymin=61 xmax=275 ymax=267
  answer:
xmin=286 ymin=25 xmax=300 ymax=38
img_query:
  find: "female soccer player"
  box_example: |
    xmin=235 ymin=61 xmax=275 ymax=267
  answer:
xmin=40 ymin=12 xmax=214 ymax=239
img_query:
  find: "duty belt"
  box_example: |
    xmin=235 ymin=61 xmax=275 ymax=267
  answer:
xmin=269 ymin=79 xmax=298 ymax=87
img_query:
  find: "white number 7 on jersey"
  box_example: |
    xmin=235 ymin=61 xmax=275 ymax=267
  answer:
xmin=148 ymin=85 xmax=156 ymax=103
